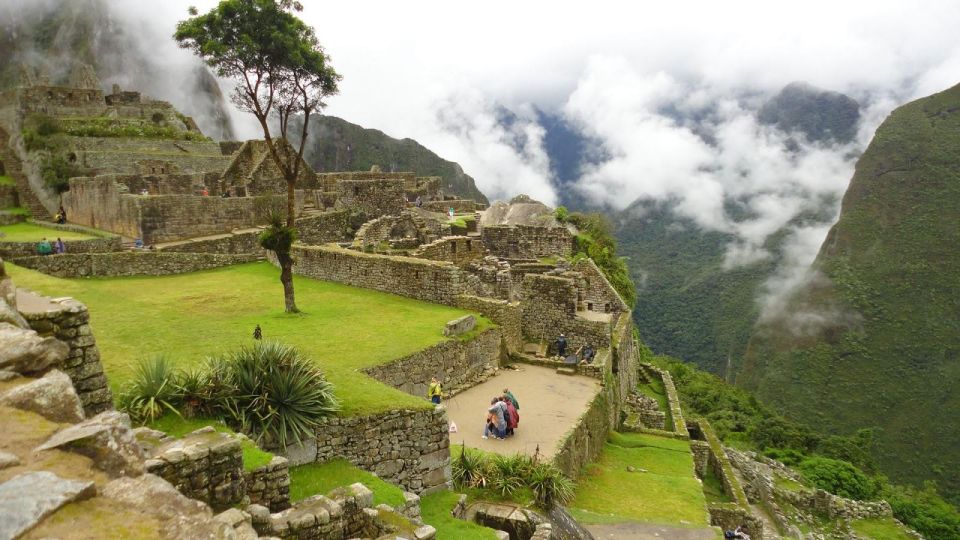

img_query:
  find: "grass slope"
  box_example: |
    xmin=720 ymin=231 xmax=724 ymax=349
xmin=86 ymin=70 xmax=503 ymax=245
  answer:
xmin=8 ymin=261 xmax=489 ymax=415
xmin=0 ymin=222 xmax=98 ymax=241
xmin=851 ymin=517 xmax=916 ymax=540
xmin=420 ymin=491 xmax=500 ymax=540
xmin=740 ymin=83 xmax=960 ymax=502
xmin=288 ymin=459 xmax=405 ymax=507
xmin=570 ymin=432 xmax=708 ymax=526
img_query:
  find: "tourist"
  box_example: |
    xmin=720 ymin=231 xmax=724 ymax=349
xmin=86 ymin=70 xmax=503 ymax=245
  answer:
xmin=482 ymin=397 xmax=507 ymax=440
xmin=36 ymin=238 xmax=52 ymax=256
xmin=503 ymin=388 xmax=519 ymax=410
xmin=556 ymin=333 xmax=568 ymax=358
xmin=201 ymin=187 xmax=209 ymax=196
xmin=503 ymin=396 xmax=519 ymax=436
xmin=54 ymin=211 xmax=64 ymax=224
xmin=725 ymin=526 xmax=750 ymax=539
xmin=140 ymin=188 xmax=149 ymax=196
xmin=580 ymin=344 xmax=595 ymax=364
xmin=54 ymin=237 xmax=65 ymax=254
xmin=482 ymin=410 xmax=499 ymax=440
xmin=253 ymin=324 xmax=263 ymax=340
xmin=134 ymin=238 xmax=144 ymax=249
xmin=427 ymin=376 xmax=443 ymax=405
xmin=57 ymin=205 xmax=67 ymax=224
xmin=415 ymin=195 xmax=422 ymax=208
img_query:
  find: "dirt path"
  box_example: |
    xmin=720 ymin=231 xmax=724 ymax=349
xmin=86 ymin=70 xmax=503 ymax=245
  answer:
xmin=586 ymin=522 xmax=719 ymax=539
xmin=443 ymin=364 xmax=601 ymax=459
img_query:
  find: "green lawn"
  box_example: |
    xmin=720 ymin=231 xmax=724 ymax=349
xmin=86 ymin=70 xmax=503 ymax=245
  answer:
xmin=8 ymin=261 xmax=490 ymax=415
xmin=147 ymin=414 xmax=273 ymax=472
xmin=570 ymin=432 xmax=708 ymax=526
xmin=851 ymin=517 xmax=916 ymax=540
xmin=0 ymin=222 xmax=99 ymax=242
xmin=420 ymin=491 xmax=499 ymax=540
xmin=289 ymin=459 xmax=406 ymax=507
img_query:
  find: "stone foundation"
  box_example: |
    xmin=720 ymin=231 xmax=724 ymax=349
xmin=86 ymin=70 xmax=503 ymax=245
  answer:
xmin=19 ymin=293 xmax=113 ymax=415
xmin=299 ymin=408 xmax=452 ymax=495
xmin=245 ymin=456 xmax=292 ymax=512
xmin=13 ymin=251 xmax=259 ymax=278
xmin=144 ymin=429 xmax=246 ymax=511
xmin=363 ymin=328 xmax=503 ymax=399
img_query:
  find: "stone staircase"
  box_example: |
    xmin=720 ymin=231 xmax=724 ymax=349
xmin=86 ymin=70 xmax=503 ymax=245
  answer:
xmin=0 ymin=126 xmax=52 ymax=219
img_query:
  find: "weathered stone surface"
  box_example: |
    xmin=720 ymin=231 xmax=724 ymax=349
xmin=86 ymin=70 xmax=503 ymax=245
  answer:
xmin=100 ymin=473 xmax=236 ymax=539
xmin=0 ymin=369 xmax=84 ymax=423
xmin=0 ymin=451 xmax=20 ymax=469
xmin=443 ymin=314 xmax=476 ymax=337
xmin=0 ymin=322 xmax=69 ymax=374
xmin=36 ymin=410 xmax=144 ymax=476
xmin=0 ymin=294 xmax=29 ymax=329
xmin=0 ymin=370 xmax=16 ymax=381
xmin=0 ymin=471 xmax=96 ymax=539
xmin=281 ymin=438 xmax=317 ymax=467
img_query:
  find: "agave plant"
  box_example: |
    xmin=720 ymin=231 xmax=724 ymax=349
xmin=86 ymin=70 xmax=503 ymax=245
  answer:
xmin=452 ymin=444 xmax=490 ymax=489
xmin=215 ymin=341 xmax=339 ymax=449
xmin=489 ymin=454 xmax=527 ymax=497
xmin=528 ymin=462 xmax=575 ymax=508
xmin=118 ymin=355 xmax=182 ymax=423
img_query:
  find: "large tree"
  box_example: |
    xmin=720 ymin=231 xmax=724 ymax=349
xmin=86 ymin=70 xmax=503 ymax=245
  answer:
xmin=175 ymin=0 xmax=340 ymax=312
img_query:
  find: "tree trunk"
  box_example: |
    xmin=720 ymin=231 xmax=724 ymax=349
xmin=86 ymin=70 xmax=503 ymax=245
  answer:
xmin=286 ymin=179 xmax=296 ymax=228
xmin=277 ymin=250 xmax=298 ymax=313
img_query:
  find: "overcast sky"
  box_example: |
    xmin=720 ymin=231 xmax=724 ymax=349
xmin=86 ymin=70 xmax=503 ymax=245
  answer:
xmin=104 ymin=0 xmax=960 ymax=312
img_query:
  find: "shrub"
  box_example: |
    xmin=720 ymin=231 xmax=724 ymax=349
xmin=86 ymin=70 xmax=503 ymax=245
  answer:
xmin=40 ymin=154 xmax=82 ymax=194
xmin=799 ymin=457 xmax=879 ymax=501
xmin=215 ymin=341 xmax=339 ymax=449
xmin=528 ymin=462 xmax=575 ymax=508
xmin=554 ymin=206 xmax=569 ymax=223
xmin=118 ymin=356 xmax=182 ymax=423
xmin=488 ymin=454 xmax=531 ymax=497
xmin=452 ymin=445 xmax=490 ymax=489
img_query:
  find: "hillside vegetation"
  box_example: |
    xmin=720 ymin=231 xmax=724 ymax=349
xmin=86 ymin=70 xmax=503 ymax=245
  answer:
xmin=739 ymin=83 xmax=960 ymax=504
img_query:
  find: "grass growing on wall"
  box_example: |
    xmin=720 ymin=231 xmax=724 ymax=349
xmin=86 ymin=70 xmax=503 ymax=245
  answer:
xmin=8 ymin=261 xmax=491 ymax=415
xmin=0 ymin=222 xmax=98 ymax=242
xmin=288 ymin=459 xmax=405 ymax=507
xmin=850 ymin=517 xmax=916 ymax=540
xmin=420 ymin=490 xmax=500 ymax=540
xmin=569 ymin=432 xmax=708 ymax=527
xmin=0 ymin=175 xmax=14 ymax=186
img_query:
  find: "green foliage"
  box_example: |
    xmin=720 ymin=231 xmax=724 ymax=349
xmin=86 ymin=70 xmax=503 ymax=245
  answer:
xmin=117 ymin=356 xmax=182 ymax=424
xmin=40 ymin=154 xmax=82 ymax=194
xmin=420 ymin=491 xmax=500 ymax=540
xmin=213 ymin=341 xmax=340 ymax=449
xmin=881 ymin=482 xmax=960 ymax=540
xmin=258 ymin=219 xmax=297 ymax=254
xmin=57 ymin=117 xmax=209 ymax=141
xmin=799 ymin=457 xmax=879 ymax=500
xmin=451 ymin=446 xmax=572 ymax=508
xmin=567 ymin=211 xmax=637 ymax=307
xmin=553 ymin=206 xmax=569 ymax=223
xmin=741 ymin=83 xmax=960 ymax=504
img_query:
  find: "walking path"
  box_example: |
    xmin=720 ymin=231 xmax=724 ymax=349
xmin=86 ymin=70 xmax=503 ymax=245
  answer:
xmin=586 ymin=522 xmax=718 ymax=539
xmin=443 ymin=364 xmax=600 ymax=459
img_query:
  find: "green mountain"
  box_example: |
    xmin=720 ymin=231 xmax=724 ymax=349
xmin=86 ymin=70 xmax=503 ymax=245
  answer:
xmin=304 ymin=115 xmax=489 ymax=204
xmin=757 ymin=82 xmax=861 ymax=144
xmin=739 ymin=83 xmax=960 ymax=502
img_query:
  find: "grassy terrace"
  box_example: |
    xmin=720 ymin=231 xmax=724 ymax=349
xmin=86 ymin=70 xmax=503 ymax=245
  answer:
xmin=0 ymin=222 xmax=99 ymax=242
xmin=8 ymin=261 xmax=491 ymax=415
xmin=569 ymin=432 xmax=708 ymax=527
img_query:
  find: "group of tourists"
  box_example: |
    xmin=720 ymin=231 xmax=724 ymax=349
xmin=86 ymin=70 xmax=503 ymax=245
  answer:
xmin=35 ymin=237 xmax=66 ymax=255
xmin=483 ymin=388 xmax=520 ymax=440
xmin=554 ymin=333 xmax=596 ymax=364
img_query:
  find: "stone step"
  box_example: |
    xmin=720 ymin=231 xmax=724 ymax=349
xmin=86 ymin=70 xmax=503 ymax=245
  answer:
xmin=556 ymin=367 xmax=577 ymax=376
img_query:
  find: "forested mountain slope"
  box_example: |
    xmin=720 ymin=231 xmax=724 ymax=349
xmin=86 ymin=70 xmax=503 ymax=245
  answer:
xmin=739 ymin=83 xmax=960 ymax=502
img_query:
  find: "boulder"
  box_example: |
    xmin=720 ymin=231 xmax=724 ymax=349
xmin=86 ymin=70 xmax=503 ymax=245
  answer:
xmin=0 ymin=323 xmax=69 ymax=374
xmin=0 ymin=369 xmax=84 ymax=423
xmin=0 ymin=471 xmax=96 ymax=539
xmin=101 ymin=474 xmax=236 ymax=539
xmin=36 ymin=411 xmax=145 ymax=477
xmin=0 ymin=451 xmax=21 ymax=469
xmin=0 ymin=294 xmax=29 ymax=329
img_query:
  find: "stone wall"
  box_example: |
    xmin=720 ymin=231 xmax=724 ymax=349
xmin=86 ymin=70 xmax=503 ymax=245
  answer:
xmin=573 ymin=258 xmax=629 ymax=313
xmin=639 ymin=363 xmax=688 ymax=438
xmin=13 ymin=252 xmax=259 ymax=278
xmin=144 ymin=429 xmax=245 ymax=511
xmin=420 ymin=199 xmax=481 ymax=213
xmin=351 ymin=212 xmax=437 ymax=251
xmin=553 ymin=390 xmax=610 ymax=480
xmin=0 ymin=183 xmax=16 ymax=207
xmin=159 ymin=230 xmax=264 ymax=255
xmin=519 ymin=273 xmax=611 ymax=352
xmin=0 ymin=233 xmax=122 ymax=259
xmin=481 ymin=225 xmax=573 ymax=259
xmin=455 ymin=295 xmax=523 ymax=351
xmin=248 ymin=482 xmax=435 ymax=540
xmin=245 ymin=456 xmax=291 ymax=512
xmin=63 ymin=176 xmax=142 ymax=238
xmin=19 ymin=294 xmax=113 ymax=415
xmin=296 ymin=210 xmax=352 ymax=245
xmin=335 ymin=178 xmax=405 ymax=217
xmin=287 ymin=407 xmax=451 ymax=495
xmin=411 ymin=236 xmax=486 ymax=265
xmin=290 ymin=244 xmax=465 ymax=305
xmin=136 ymin=195 xmax=265 ymax=244
xmin=363 ymin=327 xmax=504 ymax=398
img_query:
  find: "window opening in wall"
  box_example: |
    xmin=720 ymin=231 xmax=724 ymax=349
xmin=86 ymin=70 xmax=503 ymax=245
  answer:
xmin=450 ymin=242 xmax=457 ymax=254
xmin=587 ymin=302 xmax=594 ymax=311
xmin=354 ymin=186 xmax=360 ymax=196
xmin=604 ymin=303 xmax=610 ymax=312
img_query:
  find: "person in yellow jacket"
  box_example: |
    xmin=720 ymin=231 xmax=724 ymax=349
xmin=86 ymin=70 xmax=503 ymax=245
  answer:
xmin=427 ymin=377 xmax=443 ymax=404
